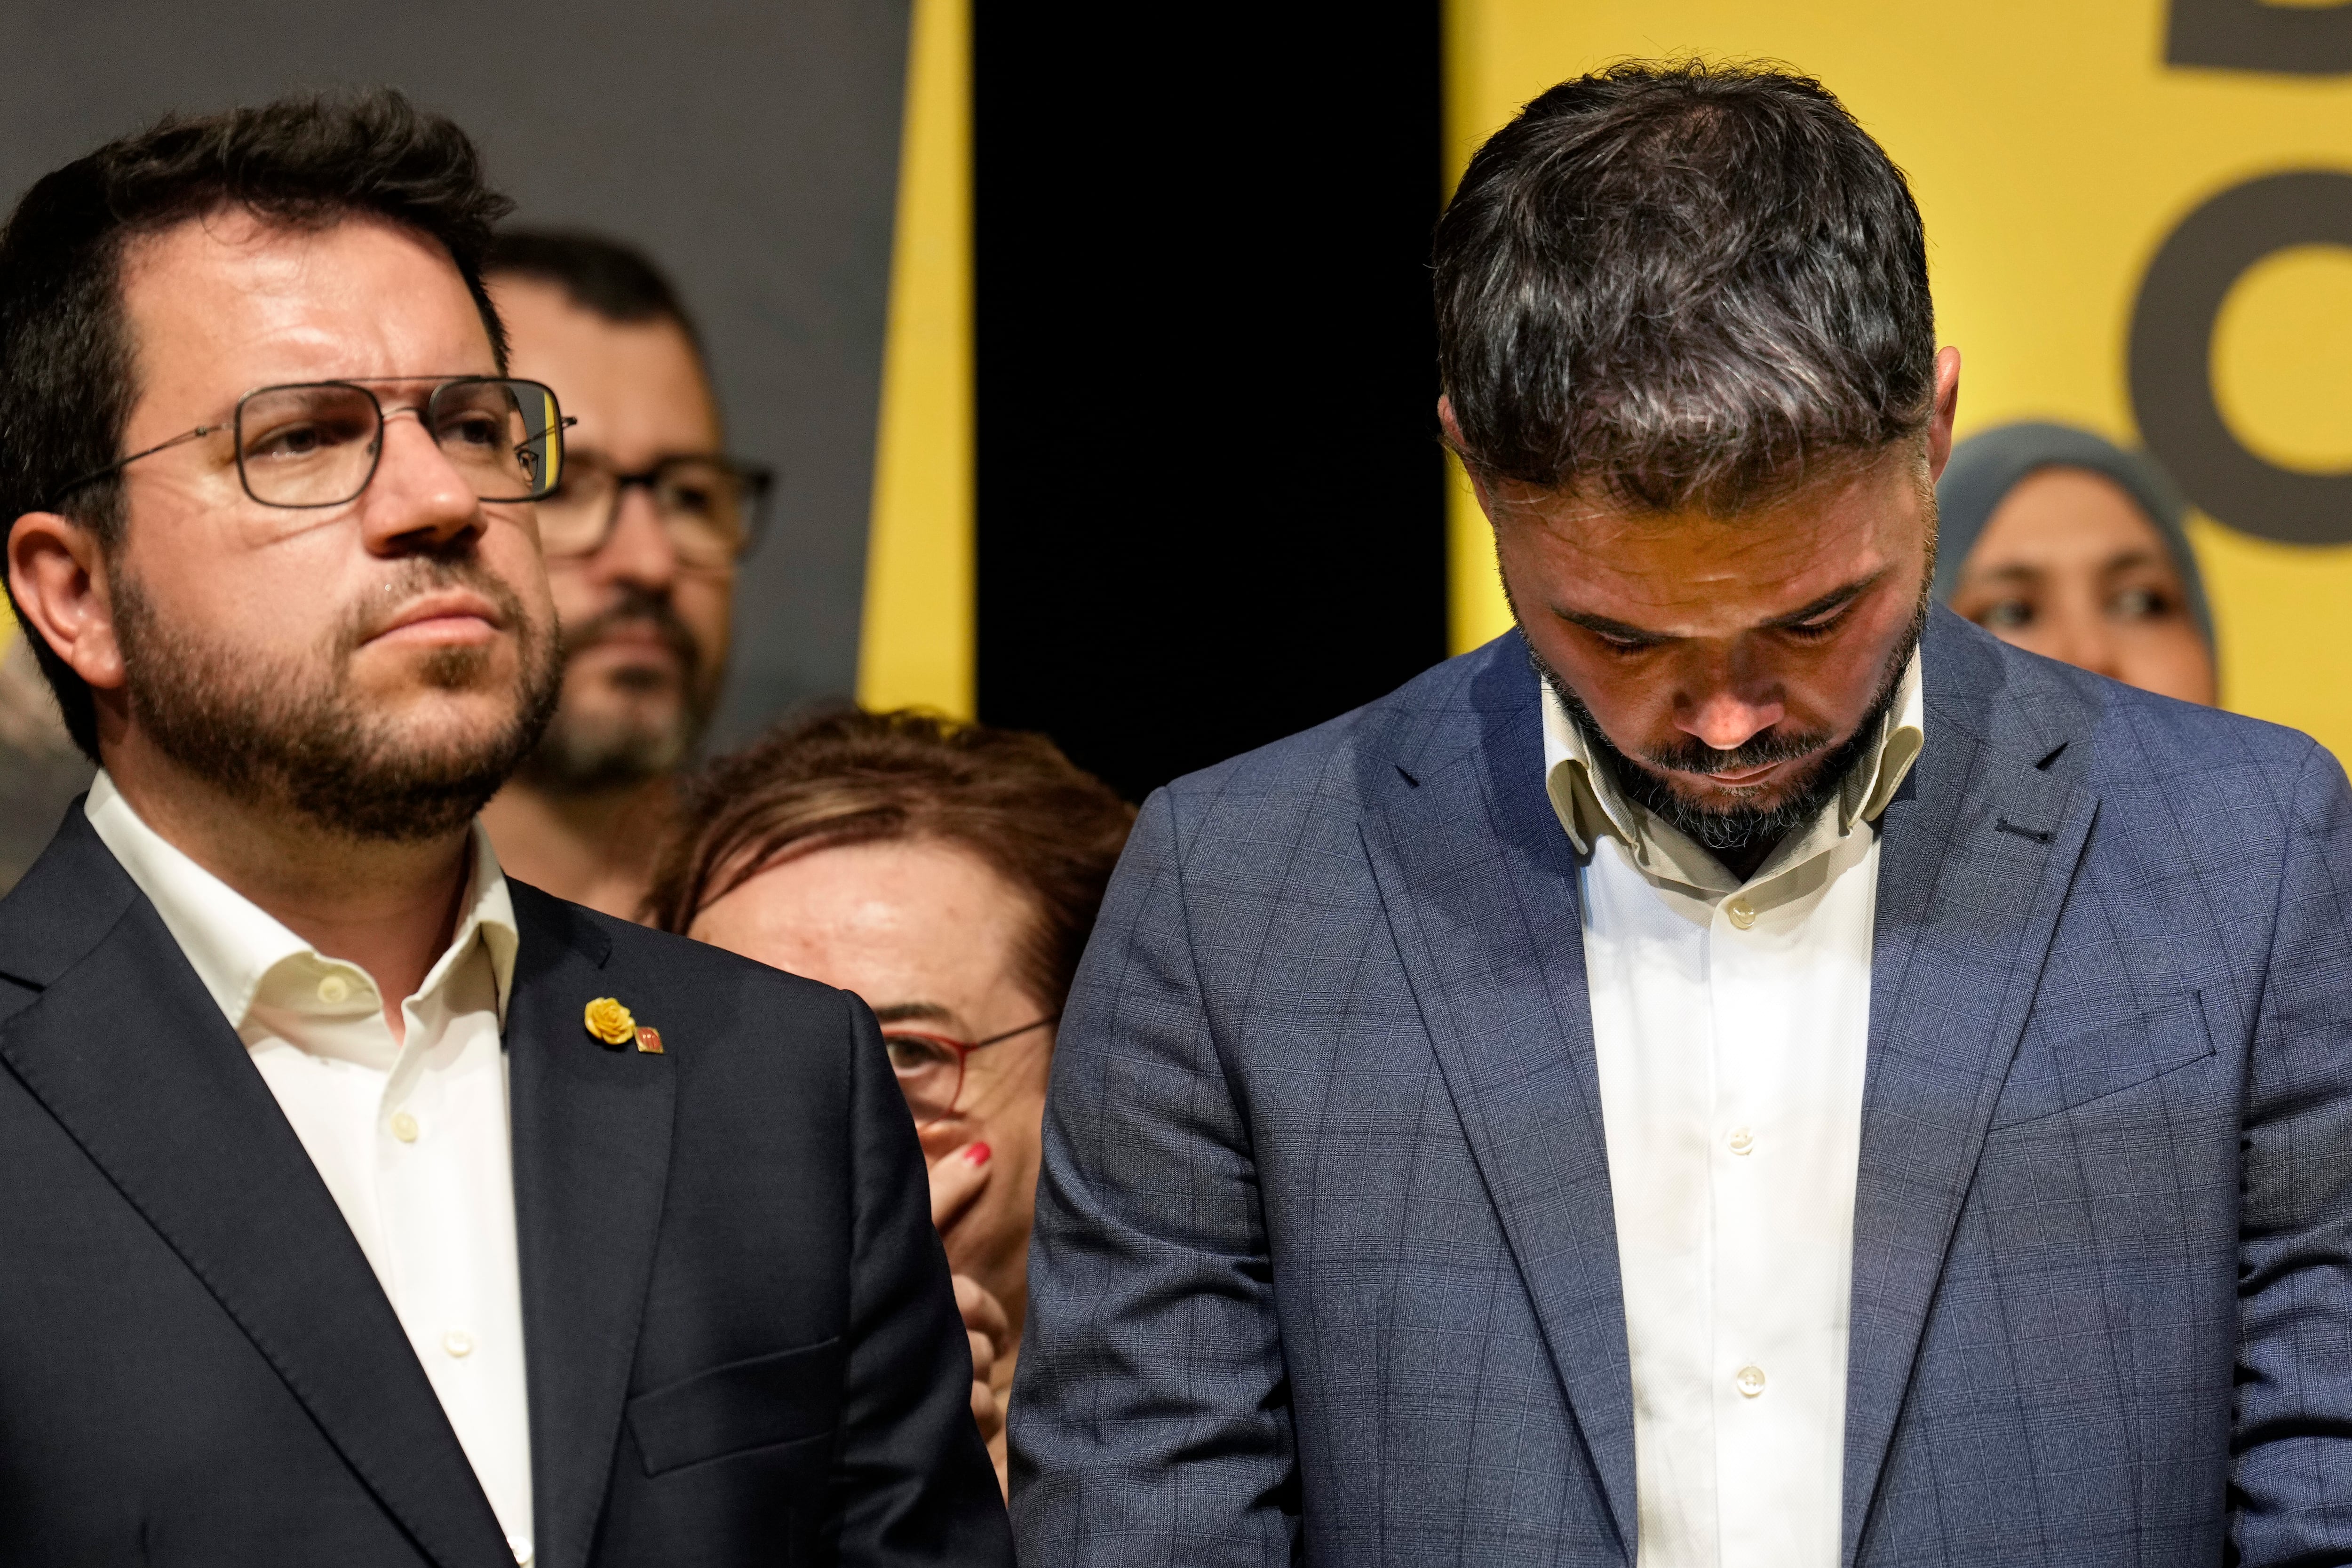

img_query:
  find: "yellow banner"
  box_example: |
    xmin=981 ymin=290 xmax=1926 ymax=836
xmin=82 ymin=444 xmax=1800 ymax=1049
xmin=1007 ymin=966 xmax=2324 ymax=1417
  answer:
xmin=1447 ymin=0 xmax=2352 ymax=760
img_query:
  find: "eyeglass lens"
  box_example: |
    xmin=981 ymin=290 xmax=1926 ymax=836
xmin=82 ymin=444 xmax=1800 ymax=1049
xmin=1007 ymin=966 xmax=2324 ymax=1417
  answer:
xmin=234 ymin=379 xmax=563 ymax=508
xmin=882 ymin=1034 xmax=967 ymax=1123
xmin=535 ymin=457 xmax=760 ymax=568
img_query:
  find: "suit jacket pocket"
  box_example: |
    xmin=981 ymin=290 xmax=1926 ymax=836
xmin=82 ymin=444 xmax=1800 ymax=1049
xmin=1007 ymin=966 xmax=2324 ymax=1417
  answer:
xmin=1988 ymin=988 xmax=2218 ymax=1130
xmin=627 ymin=1337 xmax=845 ymax=1476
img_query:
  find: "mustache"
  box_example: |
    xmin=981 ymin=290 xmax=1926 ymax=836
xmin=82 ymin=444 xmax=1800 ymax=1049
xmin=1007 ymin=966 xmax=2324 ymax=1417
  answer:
xmin=339 ymin=556 xmax=530 ymax=656
xmin=558 ymin=585 xmax=700 ymax=675
xmin=1637 ymin=724 xmax=1834 ymax=781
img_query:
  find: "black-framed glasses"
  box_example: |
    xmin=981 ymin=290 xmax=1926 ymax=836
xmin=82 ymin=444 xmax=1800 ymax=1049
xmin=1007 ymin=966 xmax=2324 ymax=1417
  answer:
xmin=47 ymin=377 xmax=574 ymax=510
xmin=537 ymin=453 xmax=776 ymax=571
xmin=882 ymin=1013 xmax=1058 ymax=1123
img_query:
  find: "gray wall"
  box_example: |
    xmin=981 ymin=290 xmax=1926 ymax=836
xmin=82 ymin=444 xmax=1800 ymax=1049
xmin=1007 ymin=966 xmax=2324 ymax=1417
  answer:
xmin=0 ymin=0 xmax=911 ymax=747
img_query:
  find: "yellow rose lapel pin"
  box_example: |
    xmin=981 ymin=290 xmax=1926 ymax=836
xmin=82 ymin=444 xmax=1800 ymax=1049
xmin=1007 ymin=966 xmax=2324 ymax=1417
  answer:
xmin=585 ymin=997 xmax=664 ymax=1053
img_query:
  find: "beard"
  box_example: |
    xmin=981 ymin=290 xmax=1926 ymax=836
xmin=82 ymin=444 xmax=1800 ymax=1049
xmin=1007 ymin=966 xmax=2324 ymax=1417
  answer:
xmin=517 ymin=585 xmax=714 ymax=796
xmin=114 ymin=551 xmax=562 ymax=844
xmin=1526 ymin=581 xmax=1927 ymax=856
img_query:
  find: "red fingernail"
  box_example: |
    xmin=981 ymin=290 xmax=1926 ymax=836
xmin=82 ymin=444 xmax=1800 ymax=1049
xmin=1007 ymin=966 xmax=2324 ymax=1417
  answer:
xmin=966 ymin=1142 xmax=991 ymax=1165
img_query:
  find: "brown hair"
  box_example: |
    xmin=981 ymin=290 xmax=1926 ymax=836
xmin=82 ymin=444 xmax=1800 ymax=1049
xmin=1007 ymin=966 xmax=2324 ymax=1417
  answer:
xmin=648 ymin=706 xmax=1136 ymax=1012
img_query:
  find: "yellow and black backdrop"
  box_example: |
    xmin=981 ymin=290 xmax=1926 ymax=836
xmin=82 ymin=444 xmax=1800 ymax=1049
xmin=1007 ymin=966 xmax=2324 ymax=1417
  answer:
xmin=11 ymin=3 xmax=2352 ymax=799
xmin=872 ymin=0 xmax=2352 ymax=795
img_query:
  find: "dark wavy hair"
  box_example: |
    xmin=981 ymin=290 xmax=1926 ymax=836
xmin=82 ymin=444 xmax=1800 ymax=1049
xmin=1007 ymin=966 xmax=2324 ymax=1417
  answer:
xmin=649 ymin=707 xmax=1136 ymax=1016
xmin=485 ymin=227 xmax=704 ymax=358
xmin=1435 ymin=60 xmax=1937 ymax=515
xmin=0 ymin=88 xmax=514 ymax=759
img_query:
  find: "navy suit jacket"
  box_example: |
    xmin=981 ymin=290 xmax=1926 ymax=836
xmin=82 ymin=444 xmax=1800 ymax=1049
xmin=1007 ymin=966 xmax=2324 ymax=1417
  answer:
xmin=1011 ymin=608 xmax=2352 ymax=1566
xmin=0 ymin=808 xmax=1012 ymax=1567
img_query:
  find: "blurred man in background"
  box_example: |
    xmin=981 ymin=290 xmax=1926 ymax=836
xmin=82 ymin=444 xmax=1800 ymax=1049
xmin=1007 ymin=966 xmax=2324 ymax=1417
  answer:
xmin=482 ymin=231 xmax=769 ymax=918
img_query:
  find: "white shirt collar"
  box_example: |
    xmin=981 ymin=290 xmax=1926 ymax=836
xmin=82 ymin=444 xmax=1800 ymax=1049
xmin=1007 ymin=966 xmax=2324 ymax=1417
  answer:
xmin=83 ymin=769 xmax=519 ymax=1030
xmin=1539 ymin=647 xmax=1926 ymax=894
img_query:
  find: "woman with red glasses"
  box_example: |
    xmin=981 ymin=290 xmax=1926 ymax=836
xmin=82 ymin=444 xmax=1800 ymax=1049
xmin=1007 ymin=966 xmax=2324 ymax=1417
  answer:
xmin=648 ymin=707 xmax=1133 ymax=1496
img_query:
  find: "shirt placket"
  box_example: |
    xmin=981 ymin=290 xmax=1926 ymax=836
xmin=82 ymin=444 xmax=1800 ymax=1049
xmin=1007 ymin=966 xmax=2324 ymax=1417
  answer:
xmin=377 ymin=953 xmax=533 ymax=1564
xmin=1707 ymin=873 xmax=1810 ymax=1568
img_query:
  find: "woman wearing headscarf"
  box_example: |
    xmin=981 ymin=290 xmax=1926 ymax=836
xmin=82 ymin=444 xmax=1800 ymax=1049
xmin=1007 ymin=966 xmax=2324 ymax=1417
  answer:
xmin=1934 ymin=421 xmax=2217 ymax=705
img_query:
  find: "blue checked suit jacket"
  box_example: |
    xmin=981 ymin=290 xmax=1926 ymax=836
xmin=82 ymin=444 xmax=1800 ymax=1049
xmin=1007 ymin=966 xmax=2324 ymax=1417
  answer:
xmin=1009 ymin=607 xmax=2352 ymax=1566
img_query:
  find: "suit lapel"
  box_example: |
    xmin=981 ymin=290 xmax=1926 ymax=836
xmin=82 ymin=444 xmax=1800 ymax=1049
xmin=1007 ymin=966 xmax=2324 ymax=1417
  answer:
xmin=505 ymin=884 xmax=675 ymax=1568
xmin=1359 ymin=652 xmax=1637 ymax=1560
xmin=1839 ymin=624 xmax=2098 ymax=1566
xmin=0 ymin=820 xmax=511 ymax=1568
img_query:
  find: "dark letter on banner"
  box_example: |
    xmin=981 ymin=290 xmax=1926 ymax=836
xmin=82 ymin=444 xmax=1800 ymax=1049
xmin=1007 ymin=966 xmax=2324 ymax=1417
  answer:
xmin=2167 ymin=0 xmax=2352 ymax=74
xmin=2129 ymin=170 xmax=2352 ymax=545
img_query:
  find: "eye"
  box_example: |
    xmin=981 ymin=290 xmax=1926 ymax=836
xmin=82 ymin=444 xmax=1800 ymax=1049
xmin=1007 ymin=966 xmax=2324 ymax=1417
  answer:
xmin=1779 ymin=602 xmax=1853 ymax=641
xmin=245 ymin=414 xmax=370 ymax=462
xmin=2110 ymin=585 xmax=2171 ymax=620
xmin=1584 ymin=626 xmax=1659 ymax=655
xmin=437 ymin=411 xmax=506 ymax=450
xmin=1977 ymin=598 xmax=2033 ymax=630
xmin=883 ymin=1035 xmax=959 ymax=1074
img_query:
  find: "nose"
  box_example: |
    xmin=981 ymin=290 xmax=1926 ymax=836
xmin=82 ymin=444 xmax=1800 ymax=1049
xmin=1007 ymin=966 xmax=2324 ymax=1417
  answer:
xmin=358 ymin=408 xmax=484 ymax=555
xmin=2041 ymin=597 xmax=2124 ymax=683
xmin=591 ymin=481 xmax=683 ymax=592
xmin=1675 ymin=691 xmax=1778 ymax=757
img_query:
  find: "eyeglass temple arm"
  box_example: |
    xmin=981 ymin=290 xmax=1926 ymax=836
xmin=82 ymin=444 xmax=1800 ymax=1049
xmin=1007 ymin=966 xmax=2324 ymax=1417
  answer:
xmin=969 ymin=1013 xmax=1062 ymax=1049
xmin=47 ymin=423 xmax=222 ymax=508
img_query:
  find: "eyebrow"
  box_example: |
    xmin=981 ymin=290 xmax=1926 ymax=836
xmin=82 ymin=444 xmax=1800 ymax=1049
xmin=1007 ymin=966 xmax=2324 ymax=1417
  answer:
xmin=1552 ymin=570 xmax=1885 ymax=643
xmin=871 ymin=1001 xmax=958 ymax=1027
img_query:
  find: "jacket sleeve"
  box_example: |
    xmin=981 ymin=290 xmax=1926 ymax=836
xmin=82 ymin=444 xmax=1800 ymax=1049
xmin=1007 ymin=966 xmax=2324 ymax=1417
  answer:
xmin=826 ymin=988 xmax=1015 ymax=1566
xmin=1009 ymin=787 xmax=1300 ymax=1567
xmin=2232 ymin=738 xmax=2352 ymax=1563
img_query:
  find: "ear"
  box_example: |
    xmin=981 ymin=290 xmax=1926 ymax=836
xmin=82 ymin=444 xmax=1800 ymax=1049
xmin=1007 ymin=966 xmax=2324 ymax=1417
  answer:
xmin=8 ymin=510 xmax=124 ymax=695
xmin=1437 ymin=394 xmax=1503 ymax=525
xmin=1925 ymin=346 xmax=1963 ymax=480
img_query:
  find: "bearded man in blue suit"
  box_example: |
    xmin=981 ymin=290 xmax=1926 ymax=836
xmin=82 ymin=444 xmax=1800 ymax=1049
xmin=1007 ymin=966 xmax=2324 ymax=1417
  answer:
xmin=1010 ymin=61 xmax=2352 ymax=1567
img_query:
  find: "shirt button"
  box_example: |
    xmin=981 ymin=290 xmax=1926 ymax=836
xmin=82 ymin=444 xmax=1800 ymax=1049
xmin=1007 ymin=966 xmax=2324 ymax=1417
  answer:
xmin=443 ymin=1329 xmax=475 ymax=1358
xmin=507 ymin=1535 xmax=534 ymax=1566
xmin=1735 ymin=1364 xmax=1767 ymax=1398
xmin=317 ymin=974 xmax=350 ymax=1004
xmin=1728 ymin=1127 xmax=1755 ymax=1155
xmin=390 ymin=1111 xmax=420 ymax=1143
xmin=1726 ymin=897 xmax=1757 ymax=930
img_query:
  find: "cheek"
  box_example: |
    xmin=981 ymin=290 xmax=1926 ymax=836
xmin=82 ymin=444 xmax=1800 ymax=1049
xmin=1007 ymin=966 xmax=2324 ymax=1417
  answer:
xmin=2116 ymin=623 xmax=2217 ymax=696
xmin=125 ymin=539 xmax=332 ymax=658
xmin=673 ymin=576 xmax=732 ymax=657
xmin=479 ymin=517 xmax=555 ymax=620
xmin=541 ymin=560 xmax=604 ymax=629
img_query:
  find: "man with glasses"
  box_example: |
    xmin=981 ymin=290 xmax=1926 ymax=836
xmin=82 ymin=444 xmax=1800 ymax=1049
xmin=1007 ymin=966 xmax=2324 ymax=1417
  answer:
xmin=480 ymin=230 xmax=769 ymax=920
xmin=0 ymin=91 xmax=1008 ymax=1565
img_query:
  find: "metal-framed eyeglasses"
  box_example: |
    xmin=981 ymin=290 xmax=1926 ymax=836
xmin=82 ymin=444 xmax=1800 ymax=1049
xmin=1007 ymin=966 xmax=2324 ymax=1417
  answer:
xmin=537 ymin=453 xmax=775 ymax=571
xmin=882 ymin=1013 xmax=1059 ymax=1124
xmin=46 ymin=376 xmax=573 ymax=510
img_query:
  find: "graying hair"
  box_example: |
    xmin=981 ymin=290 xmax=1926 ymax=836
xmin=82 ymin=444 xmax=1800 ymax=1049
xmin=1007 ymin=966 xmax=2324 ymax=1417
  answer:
xmin=1434 ymin=60 xmax=1937 ymax=515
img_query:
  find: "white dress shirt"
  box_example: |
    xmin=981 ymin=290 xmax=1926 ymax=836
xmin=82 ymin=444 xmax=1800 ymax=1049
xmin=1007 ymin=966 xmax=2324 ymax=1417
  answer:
xmin=1541 ymin=656 xmax=1924 ymax=1568
xmin=86 ymin=772 xmax=537 ymax=1567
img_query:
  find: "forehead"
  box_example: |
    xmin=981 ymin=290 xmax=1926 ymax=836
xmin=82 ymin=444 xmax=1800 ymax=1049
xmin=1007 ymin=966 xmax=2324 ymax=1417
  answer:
xmin=492 ymin=275 xmax=717 ymax=454
xmin=1503 ymin=446 xmax=1929 ymax=631
xmin=1972 ymin=468 xmax=2168 ymax=570
xmin=117 ymin=210 xmax=496 ymax=418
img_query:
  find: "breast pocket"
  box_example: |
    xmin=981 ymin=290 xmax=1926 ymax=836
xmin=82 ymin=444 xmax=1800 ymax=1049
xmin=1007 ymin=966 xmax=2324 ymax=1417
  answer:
xmin=626 ymin=1337 xmax=844 ymax=1476
xmin=1989 ymin=988 xmax=2220 ymax=1130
